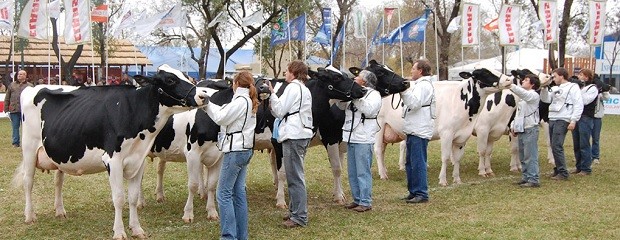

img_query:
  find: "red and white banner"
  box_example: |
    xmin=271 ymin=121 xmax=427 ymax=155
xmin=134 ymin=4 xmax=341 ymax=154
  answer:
xmin=17 ymin=0 xmax=48 ymax=40
xmin=48 ymin=0 xmax=60 ymax=19
xmin=539 ymin=0 xmax=558 ymax=43
xmin=588 ymin=0 xmax=606 ymax=46
xmin=0 ymin=0 xmax=13 ymax=30
xmin=499 ymin=4 xmax=520 ymax=46
xmin=384 ymin=8 xmax=396 ymax=25
xmin=461 ymin=3 xmax=479 ymax=46
xmin=91 ymin=4 xmax=108 ymax=23
xmin=156 ymin=3 xmax=185 ymax=29
xmin=483 ymin=18 xmax=498 ymax=31
xmin=64 ymin=0 xmax=91 ymax=44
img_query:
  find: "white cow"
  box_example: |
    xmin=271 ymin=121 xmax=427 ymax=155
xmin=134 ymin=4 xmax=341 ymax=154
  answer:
xmin=372 ymin=68 xmax=513 ymax=186
xmin=13 ymin=65 xmax=209 ymax=239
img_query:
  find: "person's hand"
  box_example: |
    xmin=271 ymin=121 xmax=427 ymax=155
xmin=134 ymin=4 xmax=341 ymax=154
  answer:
xmin=568 ymin=122 xmax=576 ymax=130
xmin=267 ymin=80 xmax=274 ymax=93
xmin=510 ymin=129 xmax=517 ymax=137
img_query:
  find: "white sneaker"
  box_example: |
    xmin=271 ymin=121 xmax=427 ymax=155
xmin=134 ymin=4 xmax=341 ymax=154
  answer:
xmin=593 ymin=159 xmax=600 ymax=164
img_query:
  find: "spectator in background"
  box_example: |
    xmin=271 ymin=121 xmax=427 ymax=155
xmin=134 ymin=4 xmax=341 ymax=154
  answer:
xmin=4 ymin=70 xmax=33 ymax=147
xmin=592 ymin=75 xmax=611 ymax=164
xmin=571 ymin=69 xmax=598 ymax=176
xmin=84 ymin=77 xmax=96 ymax=86
xmin=0 ymin=80 xmax=6 ymax=92
xmin=120 ymin=73 xmax=133 ymax=85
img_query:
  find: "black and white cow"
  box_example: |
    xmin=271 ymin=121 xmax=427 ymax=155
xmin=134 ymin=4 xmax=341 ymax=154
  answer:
xmin=13 ymin=64 xmax=209 ymax=239
xmin=353 ymin=64 xmax=513 ymax=185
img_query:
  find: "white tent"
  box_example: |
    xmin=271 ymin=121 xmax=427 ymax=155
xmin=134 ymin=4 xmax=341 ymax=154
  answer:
xmin=448 ymin=48 xmax=573 ymax=80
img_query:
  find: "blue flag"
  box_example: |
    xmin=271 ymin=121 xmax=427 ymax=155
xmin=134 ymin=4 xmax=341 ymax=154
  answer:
xmin=382 ymin=9 xmax=430 ymax=45
xmin=330 ymin=25 xmax=345 ymax=63
xmin=361 ymin=19 xmax=383 ymax=68
xmin=313 ymin=8 xmax=331 ymax=46
xmin=271 ymin=13 xmax=306 ymax=46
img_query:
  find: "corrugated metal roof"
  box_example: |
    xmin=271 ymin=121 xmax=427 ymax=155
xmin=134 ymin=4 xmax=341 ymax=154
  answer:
xmin=0 ymin=36 xmax=151 ymax=65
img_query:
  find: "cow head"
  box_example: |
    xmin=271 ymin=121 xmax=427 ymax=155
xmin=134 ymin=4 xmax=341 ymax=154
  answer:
xmin=349 ymin=60 xmax=410 ymax=97
xmin=308 ymin=66 xmax=366 ymax=101
xmin=461 ymin=67 xmax=513 ymax=90
xmin=134 ymin=64 xmax=209 ymax=108
xmin=510 ymin=69 xmax=553 ymax=87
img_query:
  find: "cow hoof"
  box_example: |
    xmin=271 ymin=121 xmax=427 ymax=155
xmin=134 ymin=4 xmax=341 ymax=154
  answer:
xmin=333 ymin=199 xmax=345 ymax=205
xmin=453 ymin=180 xmax=462 ymax=185
xmin=439 ymin=182 xmax=448 ymax=187
xmin=478 ymin=173 xmax=488 ymax=177
xmin=182 ymin=217 xmax=193 ymax=224
xmin=379 ymin=175 xmax=389 ymax=180
xmin=207 ymin=215 xmax=219 ymax=221
xmin=486 ymin=172 xmax=495 ymax=177
xmin=137 ymin=202 xmax=145 ymax=210
xmin=509 ymin=168 xmax=519 ymax=172
xmin=112 ymin=233 xmax=128 ymax=240
xmin=156 ymin=197 xmax=165 ymax=203
xmin=132 ymin=233 xmax=148 ymax=239
xmin=55 ymin=213 xmax=66 ymax=219
xmin=276 ymin=203 xmax=288 ymax=209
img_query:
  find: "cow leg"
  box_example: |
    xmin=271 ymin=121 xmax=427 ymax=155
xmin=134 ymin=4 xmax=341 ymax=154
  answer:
xmin=398 ymin=141 xmax=406 ymax=171
xmin=108 ymin=160 xmax=128 ymax=240
xmin=541 ymin=121 xmax=555 ymax=165
xmin=476 ymin=134 xmax=490 ymax=177
xmin=270 ymin=151 xmax=287 ymax=209
xmin=483 ymin=141 xmax=496 ymax=177
xmin=451 ymin=144 xmax=466 ymax=185
xmin=199 ymin=165 xmax=207 ymax=200
xmin=205 ymin=155 xmax=222 ymax=221
xmin=374 ymin=128 xmax=389 ymax=180
xmin=326 ymin=143 xmax=345 ymax=204
xmin=20 ymin=147 xmax=38 ymax=223
xmin=438 ymin=138 xmax=453 ymax=186
xmin=509 ymin=135 xmax=521 ymax=172
xmin=155 ymin=158 xmax=166 ymax=203
xmin=183 ymin=153 xmax=201 ymax=223
xmin=54 ymin=170 xmax=66 ymax=218
xmin=127 ymin=160 xmax=147 ymax=239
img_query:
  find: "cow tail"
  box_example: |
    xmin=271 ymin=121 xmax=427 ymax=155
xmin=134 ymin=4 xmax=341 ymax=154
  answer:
xmin=12 ymin=161 xmax=25 ymax=188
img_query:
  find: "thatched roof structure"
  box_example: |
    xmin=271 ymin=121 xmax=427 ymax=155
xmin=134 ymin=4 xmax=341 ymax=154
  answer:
xmin=0 ymin=36 xmax=151 ymax=66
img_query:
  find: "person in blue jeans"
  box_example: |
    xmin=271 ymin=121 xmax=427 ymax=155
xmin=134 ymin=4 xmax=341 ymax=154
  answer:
xmin=400 ymin=59 xmax=435 ymax=203
xmin=509 ymin=74 xmax=541 ymax=188
xmin=205 ymin=71 xmax=258 ymax=240
xmin=4 ymin=70 xmax=33 ymax=147
xmin=572 ymin=69 xmax=599 ymax=175
xmin=591 ymin=76 xmax=610 ymax=164
xmin=337 ymin=70 xmax=381 ymax=212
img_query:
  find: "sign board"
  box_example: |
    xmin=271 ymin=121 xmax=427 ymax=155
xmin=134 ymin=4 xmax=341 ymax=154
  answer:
xmin=0 ymin=93 xmax=5 ymax=118
xmin=604 ymin=94 xmax=620 ymax=115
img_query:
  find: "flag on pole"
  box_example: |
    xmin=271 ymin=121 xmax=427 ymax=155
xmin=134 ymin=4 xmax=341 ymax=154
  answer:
xmin=532 ymin=20 xmax=543 ymax=32
xmin=271 ymin=13 xmax=305 ymax=46
xmin=157 ymin=3 xmax=185 ymax=29
xmin=461 ymin=3 xmax=480 ymax=46
xmin=384 ymin=7 xmax=396 ymax=25
xmin=361 ymin=19 xmax=383 ymax=68
xmin=17 ymin=0 xmax=48 ymax=40
xmin=64 ymin=0 xmax=91 ymax=44
xmin=331 ymin=26 xmax=345 ymax=62
xmin=48 ymin=0 xmax=60 ymax=19
xmin=132 ymin=7 xmax=174 ymax=36
xmin=381 ymin=10 xmax=429 ymax=45
xmin=208 ymin=11 xmax=227 ymax=28
xmin=539 ymin=0 xmax=558 ymax=43
xmin=111 ymin=8 xmax=132 ymax=37
xmin=446 ymin=16 xmax=460 ymax=34
xmin=588 ymin=0 xmax=606 ymax=46
xmin=0 ymin=0 xmax=13 ymax=29
xmin=242 ymin=10 xmax=264 ymax=27
xmin=313 ymin=8 xmax=331 ymax=46
xmin=352 ymin=7 xmax=366 ymax=39
xmin=483 ymin=18 xmax=498 ymax=31
xmin=91 ymin=4 xmax=108 ymax=23
xmin=498 ymin=4 xmax=520 ymax=46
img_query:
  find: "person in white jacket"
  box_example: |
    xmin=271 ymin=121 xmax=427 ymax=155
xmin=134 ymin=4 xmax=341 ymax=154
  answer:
xmin=268 ymin=60 xmax=313 ymax=228
xmin=592 ymin=80 xmax=611 ymax=164
xmin=509 ymin=74 xmax=541 ymax=188
xmin=540 ymin=67 xmax=583 ymax=180
xmin=336 ymin=70 xmax=382 ymax=212
xmin=205 ymin=71 xmax=258 ymax=240
xmin=572 ymin=69 xmax=599 ymax=175
xmin=400 ymin=59 xmax=435 ymax=204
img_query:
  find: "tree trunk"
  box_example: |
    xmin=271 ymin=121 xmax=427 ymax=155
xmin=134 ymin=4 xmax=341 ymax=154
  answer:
xmin=50 ymin=18 xmax=84 ymax=85
xmin=557 ymin=0 xmax=574 ymax=68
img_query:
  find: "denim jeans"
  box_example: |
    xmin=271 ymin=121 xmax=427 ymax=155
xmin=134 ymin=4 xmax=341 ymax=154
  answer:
xmin=405 ymin=135 xmax=429 ymax=200
xmin=573 ymin=116 xmax=594 ymax=173
xmin=9 ymin=112 xmax=21 ymax=145
xmin=591 ymin=117 xmax=602 ymax=160
xmin=217 ymin=150 xmax=252 ymax=240
xmin=549 ymin=120 xmax=569 ymax=178
xmin=347 ymin=143 xmax=373 ymax=207
xmin=282 ymin=138 xmax=310 ymax=226
xmin=518 ymin=127 xmax=540 ymax=184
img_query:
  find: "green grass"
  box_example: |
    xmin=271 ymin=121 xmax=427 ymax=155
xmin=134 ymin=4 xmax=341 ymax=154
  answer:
xmin=1 ymin=116 xmax=619 ymax=239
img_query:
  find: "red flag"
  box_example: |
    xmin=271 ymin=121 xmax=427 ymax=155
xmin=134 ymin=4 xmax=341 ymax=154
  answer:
xmin=384 ymin=8 xmax=396 ymax=25
xmin=91 ymin=4 xmax=108 ymax=23
xmin=483 ymin=18 xmax=498 ymax=31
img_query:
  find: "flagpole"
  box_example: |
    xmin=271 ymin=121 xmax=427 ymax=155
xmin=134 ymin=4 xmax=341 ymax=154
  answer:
xmin=433 ymin=9 xmax=439 ymax=77
xmin=47 ymin=3 xmax=51 ymax=84
xmin=259 ymin=20 xmax=263 ymax=76
xmin=342 ymin=17 xmax=347 ymax=70
xmin=398 ymin=8 xmax=403 ymax=77
xmin=303 ymin=13 xmax=307 ymax=64
xmin=365 ymin=12 xmax=368 ymax=67
xmin=287 ymin=8 xmax=291 ymax=61
xmin=88 ymin=0 xmax=95 ymax=83
xmin=382 ymin=9 xmax=385 ymax=64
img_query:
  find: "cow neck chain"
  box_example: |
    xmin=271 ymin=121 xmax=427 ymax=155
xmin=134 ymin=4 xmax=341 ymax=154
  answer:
xmin=157 ymin=85 xmax=196 ymax=107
